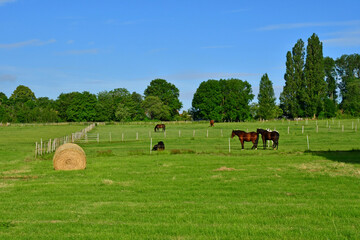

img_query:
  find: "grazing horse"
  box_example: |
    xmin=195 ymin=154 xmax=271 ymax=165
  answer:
xmin=154 ymin=124 xmax=166 ymax=132
xmin=152 ymin=141 xmax=165 ymax=151
xmin=231 ymin=130 xmax=258 ymax=150
xmin=210 ymin=120 xmax=215 ymax=127
xmin=256 ymin=128 xmax=280 ymax=150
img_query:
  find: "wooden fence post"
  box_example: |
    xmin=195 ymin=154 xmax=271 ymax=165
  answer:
xmin=228 ymin=138 xmax=231 ymax=153
xmin=150 ymin=138 xmax=152 ymax=154
xmin=307 ymin=135 xmax=309 ymax=150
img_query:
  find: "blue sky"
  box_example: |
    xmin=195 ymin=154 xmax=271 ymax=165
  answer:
xmin=1 ymin=0 xmax=359 ymax=111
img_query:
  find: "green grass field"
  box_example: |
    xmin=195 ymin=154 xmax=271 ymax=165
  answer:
xmin=1 ymin=120 xmax=360 ymax=239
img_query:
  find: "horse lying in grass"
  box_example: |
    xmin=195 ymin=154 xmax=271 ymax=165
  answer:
xmin=231 ymin=130 xmax=258 ymax=150
xmin=152 ymin=141 xmax=165 ymax=151
xmin=256 ymin=128 xmax=279 ymax=150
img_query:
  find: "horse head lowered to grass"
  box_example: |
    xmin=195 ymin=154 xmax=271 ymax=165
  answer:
xmin=154 ymin=124 xmax=166 ymax=132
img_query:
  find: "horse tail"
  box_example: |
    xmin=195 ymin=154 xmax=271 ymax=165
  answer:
xmin=154 ymin=125 xmax=157 ymax=132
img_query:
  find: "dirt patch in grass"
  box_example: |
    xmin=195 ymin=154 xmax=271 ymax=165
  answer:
xmin=0 ymin=182 xmax=13 ymax=188
xmin=96 ymin=149 xmax=114 ymax=157
xmin=213 ymin=166 xmax=244 ymax=172
xmin=296 ymin=161 xmax=360 ymax=177
xmin=129 ymin=150 xmax=146 ymax=156
xmin=170 ymin=149 xmax=196 ymax=154
xmin=0 ymin=175 xmax=38 ymax=180
xmin=102 ymin=179 xmax=114 ymax=185
xmin=3 ymin=169 xmax=31 ymax=175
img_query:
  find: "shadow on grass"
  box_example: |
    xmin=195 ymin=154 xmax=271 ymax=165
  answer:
xmin=307 ymin=149 xmax=360 ymax=164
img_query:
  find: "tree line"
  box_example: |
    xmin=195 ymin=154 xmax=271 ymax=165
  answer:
xmin=0 ymin=33 xmax=359 ymax=123
xmin=0 ymin=79 xmax=188 ymax=123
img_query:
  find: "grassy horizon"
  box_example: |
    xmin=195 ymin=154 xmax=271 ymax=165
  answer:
xmin=1 ymin=120 xmax=360 ymax=239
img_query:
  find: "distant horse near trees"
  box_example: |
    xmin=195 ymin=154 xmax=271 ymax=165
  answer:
xmin=231 ymin=130 xmax=258 ymax=150
xmin=210 ymin=120 xmax=215 ymax=127
xmin=154 ymin=124 xmax=166 ymax=132
xmin=257 ymin=128 xmax=279 ymax=150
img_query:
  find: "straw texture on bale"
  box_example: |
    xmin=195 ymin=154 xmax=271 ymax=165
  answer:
xmin=53 ymin=143 xmax=86 ymax=170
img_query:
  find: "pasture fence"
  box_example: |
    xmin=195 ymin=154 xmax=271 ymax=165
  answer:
xmin=35 ymin=123 xmax=96 ymax=158
xmin=32 ymin=119 xmax=359 ymax=156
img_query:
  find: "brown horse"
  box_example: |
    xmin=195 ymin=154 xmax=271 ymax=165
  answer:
xmin=256 ymin=128 xmax=279 ymax=150
xmin=154 ymin=124 xmax=166 ymax=132
xmin=231 ymin=130 xmax=258 ymax=149
xmin=210 ymin=120 xmax=215 ymax=127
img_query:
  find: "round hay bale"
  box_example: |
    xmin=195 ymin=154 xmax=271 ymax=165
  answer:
xmin=53 ymin=143 xmax=86 ymax=170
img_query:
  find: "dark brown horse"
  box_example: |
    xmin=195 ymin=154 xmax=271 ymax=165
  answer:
xmin=154 ymin=124 xmax=166 ymax=132
xmin=210 ymin=120 xmax=215 ymax=127
xmin=152 ymin=141 xmax=165 ymax=151
xmin=231 ymin=130 xmax=258 ymax=149
xmin=257 ymin=128 xmax=279 ymax=150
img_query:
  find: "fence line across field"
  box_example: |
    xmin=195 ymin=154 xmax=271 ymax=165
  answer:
xmin=35 ymin=123 xmax=96 ymax=158
xmin=34 ymin=119 xmax=358 ymax=157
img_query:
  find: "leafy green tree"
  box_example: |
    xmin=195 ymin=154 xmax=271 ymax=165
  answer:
xmin=56 ymin=91 xmax=97 ymax=122
xmin=115 ymin=103 xmax=131 ymax=122
xmin=323 ymin=57 xmax=337 ymax=101
xmin=220 ymin=78 xmax=254 ymax=121
xmin=293 ymin=39 xmax=306 ymax=117
xmin=7 ymin=85 xmax=37 ymax=122
xmin=336 ymin=53 xmax=360 ymax=115
xmin=142 ymin=96 xmax=171 ymax=120
xmin=191 ymin=80 xmax=223 ymax=121
xmin=304 ymin=33 xmax=326 ymax=118
xmin=280 ymin=39 xmax=306 ymax=118
xmin=342 ymin=78 xmax=360 ymax=116
xmin=128 ymin=92 xmax=145 ymax=121
xmin=9 ymin=85 xmax=36 ymax=104
xmin=0 ymin=92 xmax=8 ymax=105
xmin=280 ymin=51 xmax=296 ymax=118
xmin=144 ymin=79 xmax=182 ymax=118
xmin=95 ymin=91 xmax=114 ymax=121
xmin=257 ymin=73 xmax=276 ymax=120
xmin=192 ymin=79 xmax=254 ymax=121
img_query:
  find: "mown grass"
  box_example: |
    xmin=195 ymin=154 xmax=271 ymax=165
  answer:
xmin=0 ymin=120 xmax=360 ymax=239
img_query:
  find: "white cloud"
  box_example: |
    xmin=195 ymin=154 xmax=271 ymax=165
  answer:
xmin=0 ymin=39 xmax=56 ymax=49
xmin=67 ymin=40 xmax=74 ymax=44
xmin=201 ymin=45 xmax=233 ymax=49
xmin=56 ymin=49 xmax=98 ymax=55
xmin=323 ymin=37 xmax=360 ymax=47
xmin=0 ymin=74 xmax=16 ymax=82
xmin=0 ymin=0 xmax=16 ymax=6
xmin=257 ymin=20 xmax=360 ymax=31
xmin=159 ymin=72 xmax=260 ymax=81
xmin=322 ymin=28 xmax=360 ymax=46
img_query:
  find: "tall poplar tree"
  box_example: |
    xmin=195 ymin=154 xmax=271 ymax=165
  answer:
xmin=280 ymin=39 xmax=305 ymax=118
xmin=304 ymin=33 xmax=325 ymax=118
xmin=258 ymin=73 xmax=276 ymax=120
xmin=292 ymin=39 xmax=306 ymax=117
xmin=280 ymin=51 xmax=296 ymax=118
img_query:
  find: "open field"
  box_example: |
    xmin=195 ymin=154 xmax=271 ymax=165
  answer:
xmin=1 ymin=120 xmax=360 ymax=239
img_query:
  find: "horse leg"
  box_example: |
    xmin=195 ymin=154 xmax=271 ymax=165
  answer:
xmin=262 ymin=136 xmax=266 ymax=149
xmin=240 ymin=139 xmax=244 ymax=149
xmin=251 ymin=140 xmax=257 ymax=150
